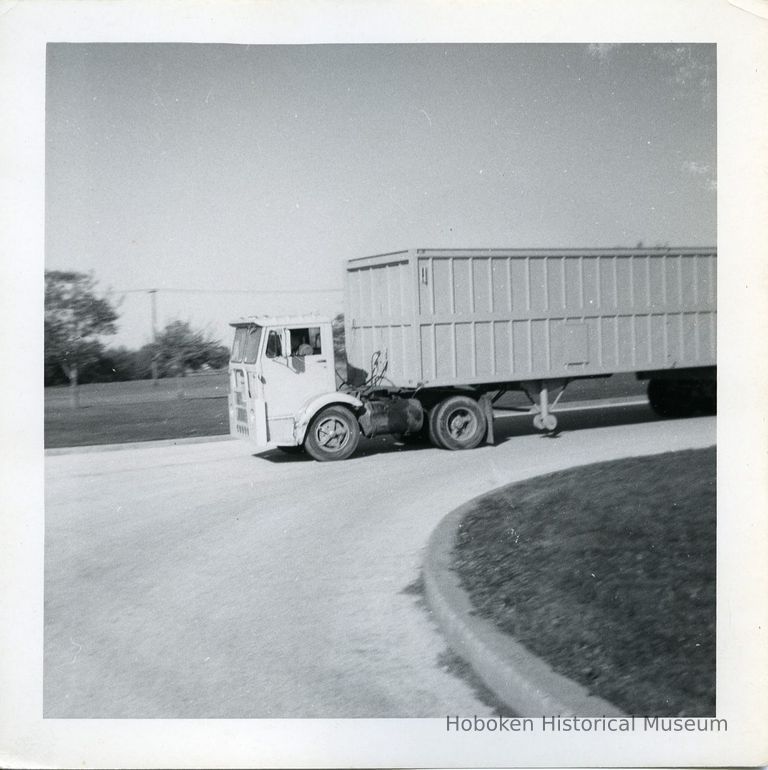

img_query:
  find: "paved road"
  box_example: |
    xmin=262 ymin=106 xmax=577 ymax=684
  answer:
xmin=44 ymin=405 xmax=716 ymax=717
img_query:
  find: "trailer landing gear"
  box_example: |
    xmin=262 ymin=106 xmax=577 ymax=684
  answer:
xmin=533 ymin=412 xmax=558 ymax=432
xmin=523 ymin=380 xmax=569 ymax=434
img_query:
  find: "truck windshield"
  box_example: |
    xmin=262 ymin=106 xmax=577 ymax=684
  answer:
xmin=230 ymin=327 xmax=247 ymax=362
xmin=243 ymin=325 xmax=263 ymax=363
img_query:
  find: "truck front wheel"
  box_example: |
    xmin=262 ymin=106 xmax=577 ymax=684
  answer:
xmin=429 ymin=395 xmax=486 ymax=451
xmin=304 ymin=406 xmax=361 ymax=462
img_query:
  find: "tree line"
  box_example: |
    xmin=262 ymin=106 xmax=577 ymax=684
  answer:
xmin=45 ymin=270 xmax=230 ymax=392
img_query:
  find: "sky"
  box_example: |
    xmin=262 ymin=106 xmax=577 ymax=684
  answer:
xmin=45 ymin=43 xmax=716 ymax=349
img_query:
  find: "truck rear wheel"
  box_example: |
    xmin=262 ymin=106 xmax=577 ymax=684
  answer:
xmin=304 ymin=406 xmax=361 ymax=462
xmin=429 ymin=395 xmax=486 ymax=451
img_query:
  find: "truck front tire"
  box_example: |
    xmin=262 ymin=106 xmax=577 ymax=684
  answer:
xmin=304 ymin=405 xmax=361 ymax=462
xmin=428 ymin=395 xmax=486 ymax=451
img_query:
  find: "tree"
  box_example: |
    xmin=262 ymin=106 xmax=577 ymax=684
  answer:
xmin=332 ymin=313 xmax=349 ymax=386
xmin=205 ymin=344 xmax=231 ymax=370
xmin=149 ymin=320 xmax=227 ymax=378
xmin=332 ymin=312 xmax=346 ymax=356
xmin=45 ymin=271 xmax=119 ymax=406
xmin=85 ymin=346 xmax=144 ymax=383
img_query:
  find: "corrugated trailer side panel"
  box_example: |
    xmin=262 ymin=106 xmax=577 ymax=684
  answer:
xmin=345 ymin=252 xmax=418 ymax=385
xmin=347 ymin=248 xmax=716 ymax=388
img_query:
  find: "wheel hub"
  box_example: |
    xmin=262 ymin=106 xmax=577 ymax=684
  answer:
xmin=317 ymin=418 xmax=348 ymax=450
xmin=448 ymin=410 xmax=475 ymax=438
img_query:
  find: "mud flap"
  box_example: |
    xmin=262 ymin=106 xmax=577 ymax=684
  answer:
xmin=479 ymin=394 xmax=495 ymax=445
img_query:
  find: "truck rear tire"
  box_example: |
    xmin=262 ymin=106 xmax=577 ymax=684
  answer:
xmin=428 ymin=395 xmax=486 ymax=451
xmin=304 ymin=405 xmax=361 ymax=462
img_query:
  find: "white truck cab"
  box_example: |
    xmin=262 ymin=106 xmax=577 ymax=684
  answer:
xmin=228 ymin=315 xmax=363 ymax=459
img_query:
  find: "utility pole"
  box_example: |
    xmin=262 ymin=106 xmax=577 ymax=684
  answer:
xmin=149 ymin=289 xmax=159 ymax=385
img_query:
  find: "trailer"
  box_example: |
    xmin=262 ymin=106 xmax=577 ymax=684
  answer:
xmin=229 ymin=247 xmax=716 ymax=461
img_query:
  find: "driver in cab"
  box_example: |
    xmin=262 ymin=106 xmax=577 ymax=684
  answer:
xmin=295 ymin=336 xmax=314 ymax=356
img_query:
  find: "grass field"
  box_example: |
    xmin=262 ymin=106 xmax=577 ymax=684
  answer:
xmin=44 ymin=373 xmax=230 ymax=448
xmin=452 ymin=447 xmax=716 ymax=716
xmin=45 ymin=371 xmax=228 ymax=406
xmin=44 ymin=371 xmax=647 ymax=448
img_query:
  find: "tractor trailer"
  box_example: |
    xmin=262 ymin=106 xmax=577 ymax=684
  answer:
xmin=228 ymin=247 xmax=716 ymax=461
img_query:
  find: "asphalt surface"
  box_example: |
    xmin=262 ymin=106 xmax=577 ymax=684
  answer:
xmin=44 ymin=404 xmax=716 ymax=717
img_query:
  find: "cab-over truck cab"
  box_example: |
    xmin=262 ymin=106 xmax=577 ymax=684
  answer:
xmin=228 ymin=315 xmax=364 ymax=461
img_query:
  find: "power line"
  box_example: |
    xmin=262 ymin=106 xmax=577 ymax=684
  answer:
xmin=114 ymin=287 xmax=343 ymax=295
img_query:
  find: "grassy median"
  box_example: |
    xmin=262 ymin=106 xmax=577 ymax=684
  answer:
xmin=452 ymin=447 xmax=716 ymax=716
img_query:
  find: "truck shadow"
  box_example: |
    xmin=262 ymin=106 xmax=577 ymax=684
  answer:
xmin=255 ymin=433 xmax=436 ymax=463
xmin=255 ymin=401 xmax=683 ymax=463
xmin=493 ymin=402 xmax=657 ymax=443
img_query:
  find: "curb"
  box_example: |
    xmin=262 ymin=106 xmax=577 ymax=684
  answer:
xmin=45 ymin=434 xmax=235 ymax=456
xmin=423 ymin=496 xmax=627 ymax=717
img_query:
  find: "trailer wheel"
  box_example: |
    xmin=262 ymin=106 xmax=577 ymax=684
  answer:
xmin=648 ymin=379 xmax=673 ymax=417
xmin=429 ymin=396 xmax=486 ymax=451
xmin=304 ymin=406 xmax=361 ymax=462
xmin=647 ymin=379 xmax=696 ymax=418
xmin=700 ymin=381 xmax=717 ymax=415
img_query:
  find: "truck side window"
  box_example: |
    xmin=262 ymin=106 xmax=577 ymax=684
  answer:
xmin=265 ymin=329 xmax=283 ymax=359
xmin=290 ymin=327 xmax=322 ymax=356
xmin=308 ymin=327 xmax=322 ymax=354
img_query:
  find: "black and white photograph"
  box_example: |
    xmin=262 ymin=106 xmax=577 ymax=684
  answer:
xmin=2 ymin=1 xmax=767 ymax=768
